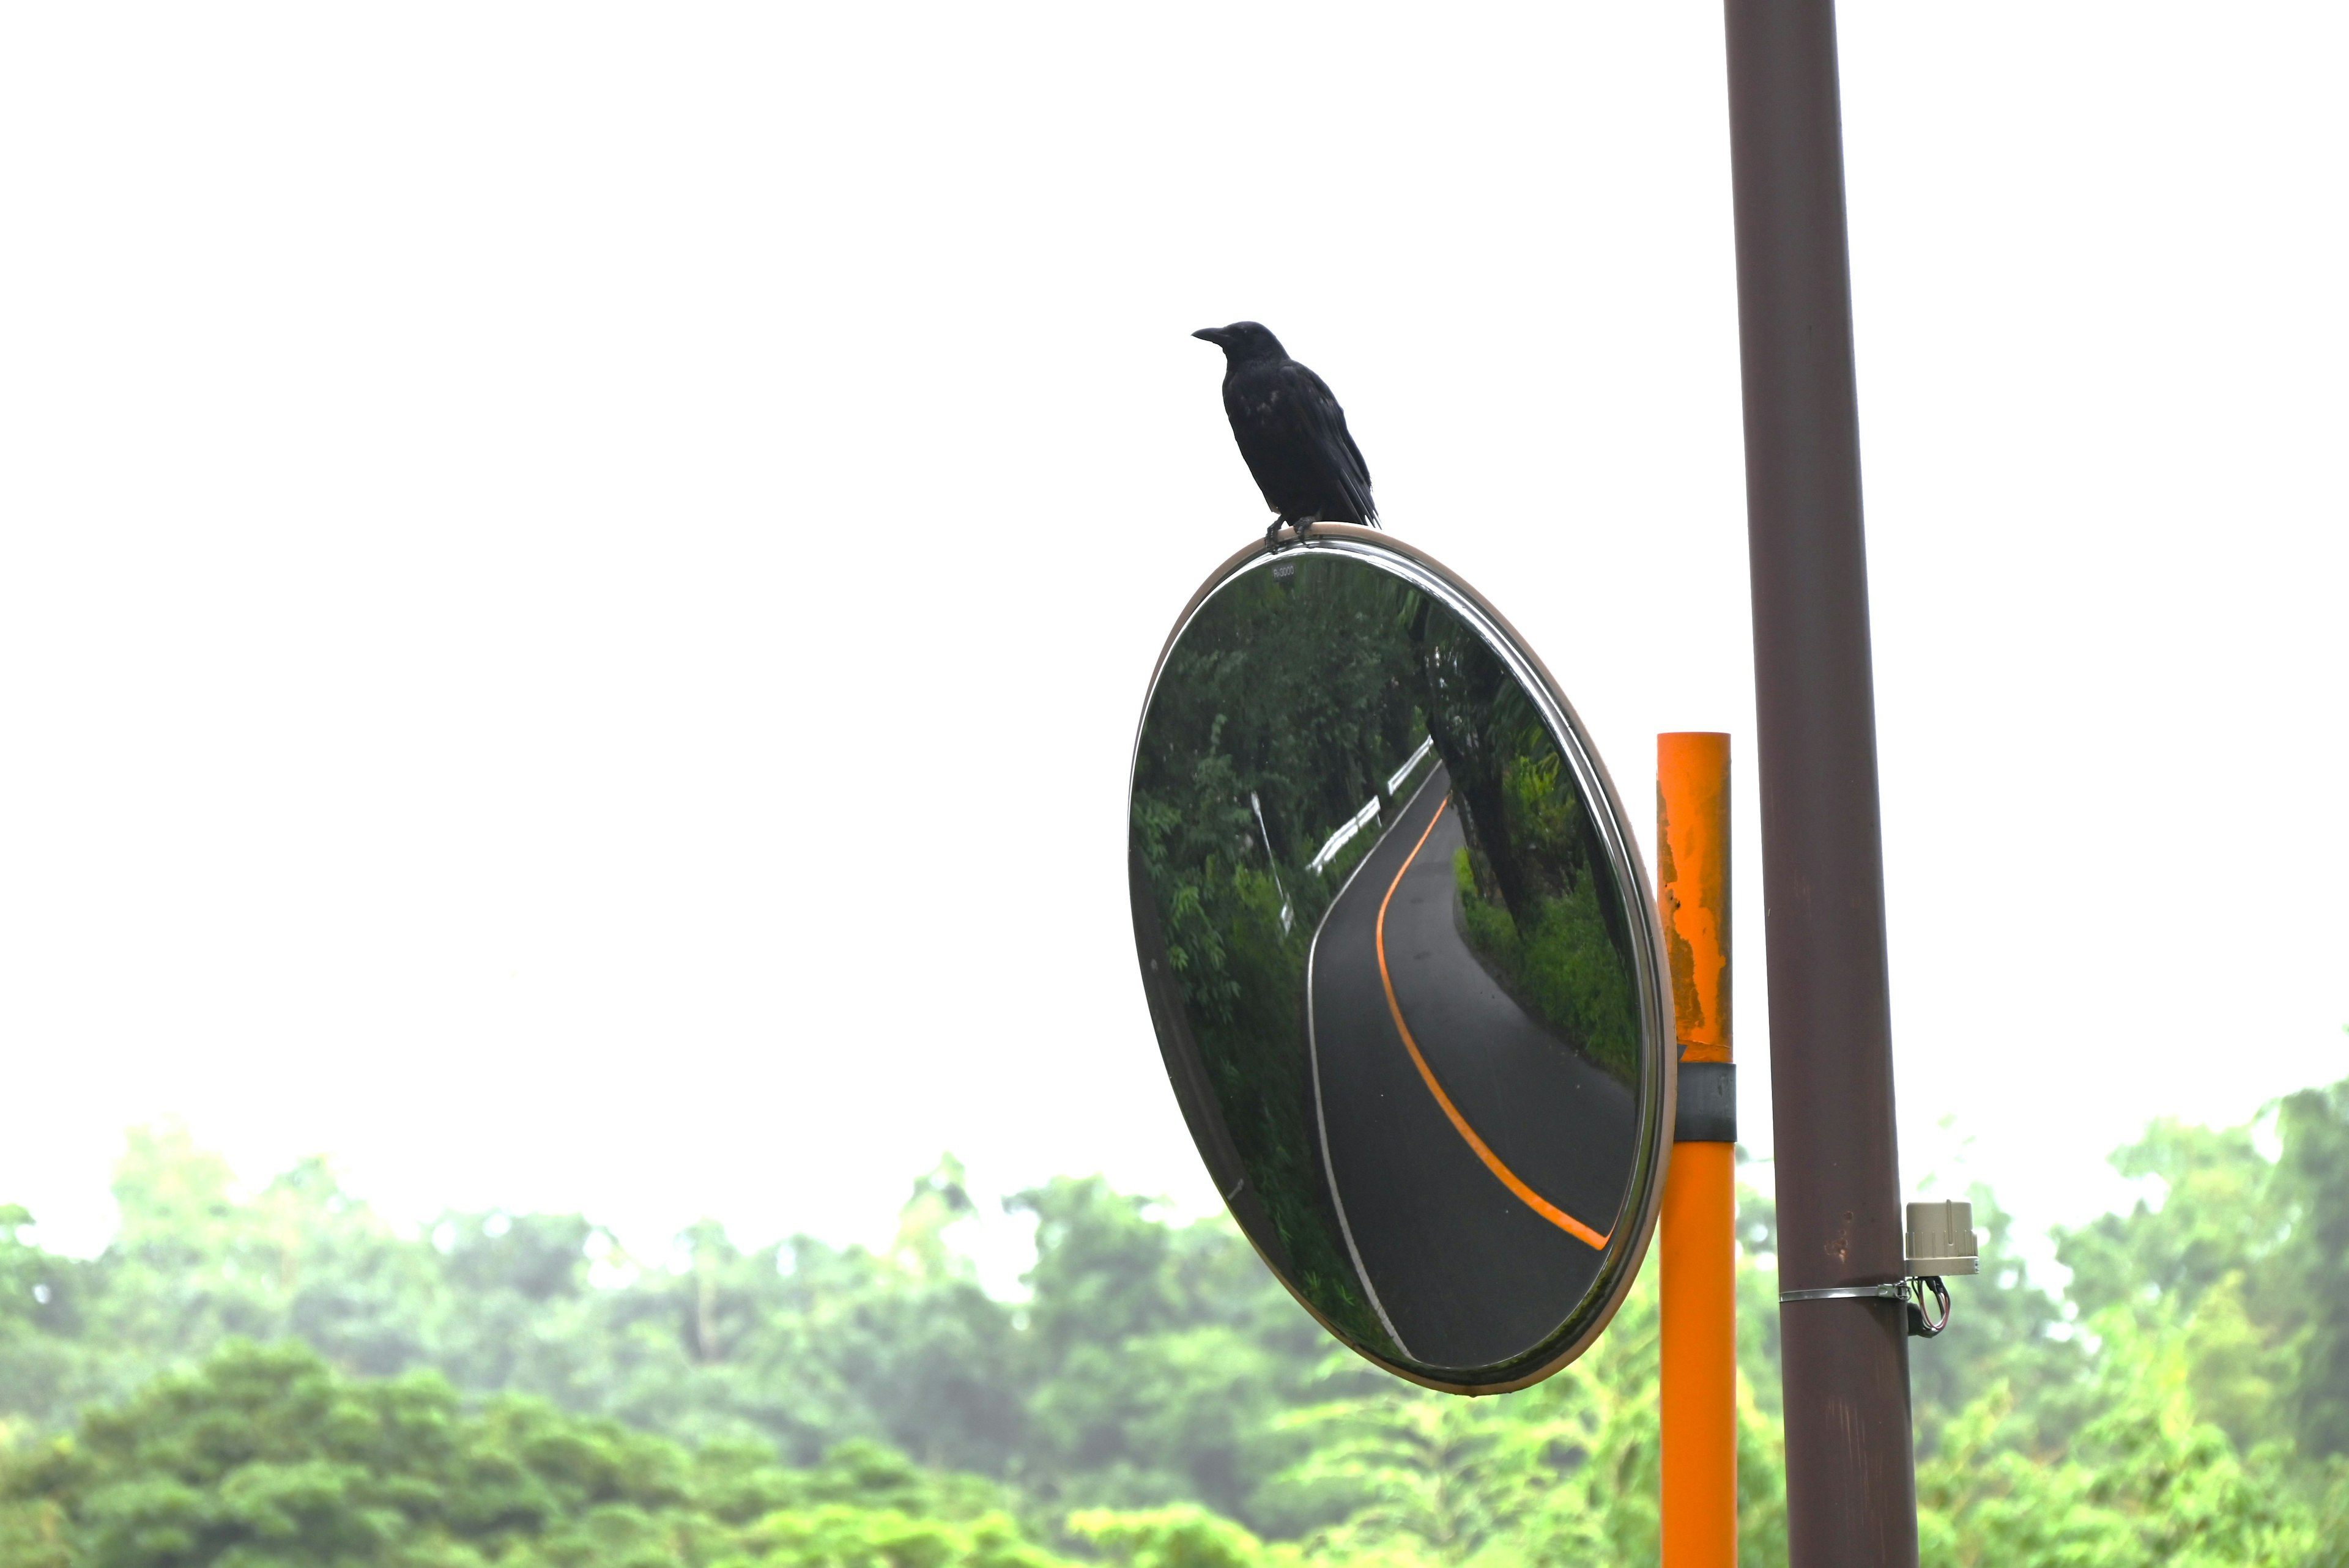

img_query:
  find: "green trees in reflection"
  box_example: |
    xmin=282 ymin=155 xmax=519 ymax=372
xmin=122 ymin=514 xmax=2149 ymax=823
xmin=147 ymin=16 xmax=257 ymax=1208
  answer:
xmin=1403 ymin=606 xmax=1639 ymax=1084
xmin=1133 ymin=562 xmax=1427 ymax=1358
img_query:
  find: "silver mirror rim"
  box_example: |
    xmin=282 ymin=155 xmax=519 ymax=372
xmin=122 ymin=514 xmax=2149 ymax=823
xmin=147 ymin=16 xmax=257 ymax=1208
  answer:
xmin=1130 ymin=525 xmax=1677 ymax=1394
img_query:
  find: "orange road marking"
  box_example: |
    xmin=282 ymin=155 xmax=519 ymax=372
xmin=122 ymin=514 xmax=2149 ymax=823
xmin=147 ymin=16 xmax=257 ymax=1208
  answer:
xmin=1375 ymin=796 xmax=1610 ymax=1252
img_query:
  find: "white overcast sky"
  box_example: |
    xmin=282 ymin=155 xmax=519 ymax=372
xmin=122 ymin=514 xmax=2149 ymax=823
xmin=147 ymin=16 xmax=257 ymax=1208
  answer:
xmin=2 ymin=4 xmax=2342 ymax=1279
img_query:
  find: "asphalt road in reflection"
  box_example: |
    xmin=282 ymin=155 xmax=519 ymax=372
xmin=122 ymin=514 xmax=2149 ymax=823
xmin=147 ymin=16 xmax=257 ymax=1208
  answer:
xmin=1308 ymin=766 xmax=1636 ymax=1370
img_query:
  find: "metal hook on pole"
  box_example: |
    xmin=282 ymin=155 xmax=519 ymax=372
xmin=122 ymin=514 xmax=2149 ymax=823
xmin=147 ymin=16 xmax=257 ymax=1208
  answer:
xmin=1778 ymin=1200 xmax=1975 ymax=1340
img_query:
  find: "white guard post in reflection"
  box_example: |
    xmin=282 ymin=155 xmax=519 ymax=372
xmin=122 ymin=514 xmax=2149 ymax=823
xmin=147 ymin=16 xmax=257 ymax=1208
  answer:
xmin=1307 ymin=796 xmax=1384 ymax=878
xmin=1308 ymin=735 xmax=1438 ymax=879
xmin=1386 ymin=736 xmax=1434 ymax=796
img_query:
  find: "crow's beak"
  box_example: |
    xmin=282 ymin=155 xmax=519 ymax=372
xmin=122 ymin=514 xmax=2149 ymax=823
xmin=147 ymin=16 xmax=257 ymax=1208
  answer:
xmin=1192 ymin=327 xmax=1225 ymax=345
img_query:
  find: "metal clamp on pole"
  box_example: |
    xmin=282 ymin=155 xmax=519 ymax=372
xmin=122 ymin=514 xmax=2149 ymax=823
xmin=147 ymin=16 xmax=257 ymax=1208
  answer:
xmin=1779 ymin=1282 xmax=1907 ymax=1304
xmin=1778 ymin=1202 xmax=1976 ymax=1339
xmin=1675 ymin=1060 xmax=1735 ymax=1143
xmin=1779 ymin=1277 xmax=1951 ymax=1338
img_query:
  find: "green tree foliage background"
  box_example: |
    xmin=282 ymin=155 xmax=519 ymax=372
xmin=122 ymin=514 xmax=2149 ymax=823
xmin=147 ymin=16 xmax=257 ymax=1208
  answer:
xmin=9 ymin=1079 xmax=2349 ymax=1566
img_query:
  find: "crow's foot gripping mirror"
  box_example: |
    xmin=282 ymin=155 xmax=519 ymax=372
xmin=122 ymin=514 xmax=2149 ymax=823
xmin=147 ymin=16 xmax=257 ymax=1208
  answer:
xmin=1129 ymin=527 xmax=1674 ymax=1392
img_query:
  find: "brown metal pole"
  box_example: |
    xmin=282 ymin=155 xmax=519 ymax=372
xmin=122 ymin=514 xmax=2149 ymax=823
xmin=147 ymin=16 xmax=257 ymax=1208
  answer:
xmin=1720 ymin=1 xmax=1918 ymax=1565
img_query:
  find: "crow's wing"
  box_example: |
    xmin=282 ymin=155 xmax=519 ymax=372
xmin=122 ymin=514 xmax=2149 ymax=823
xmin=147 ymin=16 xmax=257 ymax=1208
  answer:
xmin=1226 ymin=359 xmax=1376 ymax=525
xmin=1290 ymin=362 xmax=1376 ymax=526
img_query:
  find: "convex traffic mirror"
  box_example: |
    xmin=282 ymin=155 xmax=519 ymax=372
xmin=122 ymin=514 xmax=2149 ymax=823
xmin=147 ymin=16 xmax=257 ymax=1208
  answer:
xmin=1128 ymin=528 xmax=1672 ymax=1392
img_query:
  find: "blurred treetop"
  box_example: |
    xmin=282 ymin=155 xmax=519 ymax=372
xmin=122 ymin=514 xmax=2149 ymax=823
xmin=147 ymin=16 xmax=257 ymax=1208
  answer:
xmin=7 ymin=1078 xmax=2349 ymax=1567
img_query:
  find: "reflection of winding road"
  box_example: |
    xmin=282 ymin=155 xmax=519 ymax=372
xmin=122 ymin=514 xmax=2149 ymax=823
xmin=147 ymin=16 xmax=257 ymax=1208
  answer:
xmin=1308 ymin=766 xmax=1636 ymax=1367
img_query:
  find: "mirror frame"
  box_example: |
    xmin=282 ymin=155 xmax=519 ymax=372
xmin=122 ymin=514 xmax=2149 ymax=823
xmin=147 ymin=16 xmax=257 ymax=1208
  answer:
xmin=1127 ymin=525 xmax=1678 ymax=1393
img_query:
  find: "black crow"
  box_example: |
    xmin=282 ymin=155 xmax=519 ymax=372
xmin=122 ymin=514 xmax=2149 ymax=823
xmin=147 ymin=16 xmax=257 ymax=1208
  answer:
xmin=1193 ymin=322 xmax=1376 ymax=542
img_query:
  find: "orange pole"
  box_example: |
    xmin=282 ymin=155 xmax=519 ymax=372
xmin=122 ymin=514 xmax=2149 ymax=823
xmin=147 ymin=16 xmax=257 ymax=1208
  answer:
xmin=1660 ymin=733 xmax=1735 ymax=1568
